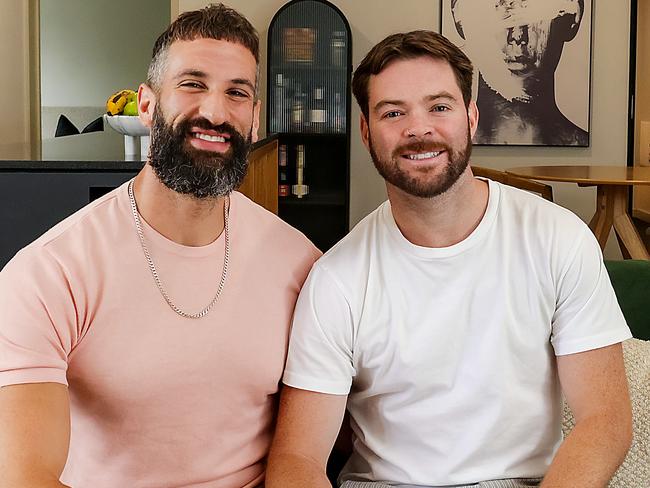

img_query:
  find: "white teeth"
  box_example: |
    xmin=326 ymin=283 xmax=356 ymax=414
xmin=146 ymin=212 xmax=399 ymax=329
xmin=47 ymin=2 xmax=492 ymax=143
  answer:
xmin=194 ymin=133 xmax=226 ymax=143
xmin=406 ymin=151 xmax=439 ymax=160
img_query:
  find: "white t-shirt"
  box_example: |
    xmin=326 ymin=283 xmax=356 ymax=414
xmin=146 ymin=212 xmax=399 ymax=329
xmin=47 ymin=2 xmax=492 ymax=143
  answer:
xmin=283 ymin=179 xmax=630 ymax=486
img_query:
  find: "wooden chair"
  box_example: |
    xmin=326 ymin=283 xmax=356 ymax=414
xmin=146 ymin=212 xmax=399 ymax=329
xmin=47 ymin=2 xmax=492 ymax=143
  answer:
xmin=472 ymin=165 xmax=554 ymax=202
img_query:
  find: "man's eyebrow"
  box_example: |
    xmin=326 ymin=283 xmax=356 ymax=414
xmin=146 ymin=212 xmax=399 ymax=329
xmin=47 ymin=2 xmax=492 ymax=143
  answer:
xmin=173 ymin=69 xmax=208 ymax=80
xmin=373 ymin=92 xmax=460 ymax=113
xmin=231 ymin=78 xmax=256 ymax=92
xmin=373 ymin=99 xmax=406 ymax=113
xmin=423 ymin=92 xmax=458 ymax=103
xmin=172 ymin=71 xmax=255 ymax=92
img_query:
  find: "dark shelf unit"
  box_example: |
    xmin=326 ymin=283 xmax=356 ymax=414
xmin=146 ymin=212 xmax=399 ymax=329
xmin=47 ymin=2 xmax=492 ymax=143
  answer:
xmin=267 ymin=0 xmax=351 ymax=252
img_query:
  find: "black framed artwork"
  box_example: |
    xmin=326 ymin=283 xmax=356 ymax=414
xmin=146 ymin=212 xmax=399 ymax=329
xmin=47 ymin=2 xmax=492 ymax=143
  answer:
xmin=441 ymin=0 xmax=592 ymax=147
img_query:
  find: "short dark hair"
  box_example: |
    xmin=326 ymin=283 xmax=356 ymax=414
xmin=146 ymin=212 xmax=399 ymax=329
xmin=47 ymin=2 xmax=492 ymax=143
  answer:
xmin=146 ymin=3 xmax=259 ymax=93
xmin=352 ymin=30 xmax=473 ymax=119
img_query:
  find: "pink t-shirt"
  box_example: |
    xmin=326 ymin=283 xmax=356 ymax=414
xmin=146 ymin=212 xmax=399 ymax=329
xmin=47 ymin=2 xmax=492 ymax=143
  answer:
xmin=0 ymin=181 xmax=320 ymax=487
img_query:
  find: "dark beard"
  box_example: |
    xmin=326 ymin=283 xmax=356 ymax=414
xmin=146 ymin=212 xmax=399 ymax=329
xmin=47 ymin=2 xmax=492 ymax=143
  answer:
xmin=369 ymin=128 xmax=472 ymax=198
xmin=148 ymin=106 xmax=252 ymax=199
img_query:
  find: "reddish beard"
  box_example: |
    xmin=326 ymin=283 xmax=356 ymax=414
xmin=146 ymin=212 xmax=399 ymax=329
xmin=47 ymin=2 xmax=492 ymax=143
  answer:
xmin=368 ymin=127 xmax=472 ymax=198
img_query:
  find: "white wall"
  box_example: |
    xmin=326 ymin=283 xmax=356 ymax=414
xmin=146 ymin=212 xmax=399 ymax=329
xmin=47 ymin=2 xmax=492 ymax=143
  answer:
xmin=0 ymin=1 xmax=32 ymax=146
xmin=40 ymin=0 xmax=170 ymax=137
xmin=179 ymin=0 xmax=631 ymax=259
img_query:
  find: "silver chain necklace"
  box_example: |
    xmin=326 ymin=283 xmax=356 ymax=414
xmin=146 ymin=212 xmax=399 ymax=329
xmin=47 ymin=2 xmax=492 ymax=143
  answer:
xmin=127 ymin=180 xmax=230 ymax=319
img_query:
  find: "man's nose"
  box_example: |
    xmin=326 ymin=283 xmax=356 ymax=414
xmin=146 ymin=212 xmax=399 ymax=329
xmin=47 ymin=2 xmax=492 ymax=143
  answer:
xmin=405 ymin=112 xmax=434 ymax=139
xmin=199 ymin=93 xmax=228 ymax=127
xmin=507 ymin=25 xmax=529 ymax=45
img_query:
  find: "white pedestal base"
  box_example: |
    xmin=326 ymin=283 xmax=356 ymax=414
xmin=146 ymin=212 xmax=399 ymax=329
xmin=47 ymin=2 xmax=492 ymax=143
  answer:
xmin=123 ymin=135 xmax=150 ymax=160
xmin=140 ymin=136 xmax=150 ymax=159
xmin=124 ymin=135 xmax=138 ymax=156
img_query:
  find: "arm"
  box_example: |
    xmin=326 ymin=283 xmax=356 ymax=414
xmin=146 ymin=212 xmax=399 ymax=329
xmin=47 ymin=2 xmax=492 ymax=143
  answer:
xmin=266 ymin=386 xmax=348 ymax=488
xmin=0 ymin=383 xmax=71 ymax=488
xmin=541 ymin=343 xmax=632 ymax=488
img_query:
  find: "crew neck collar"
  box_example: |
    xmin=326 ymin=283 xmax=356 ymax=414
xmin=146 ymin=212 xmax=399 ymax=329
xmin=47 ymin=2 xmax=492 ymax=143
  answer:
xmin=383 ymin=178 xmax=499 ymax=259
xmin=119 ymin=180 xmax=235 ymax=258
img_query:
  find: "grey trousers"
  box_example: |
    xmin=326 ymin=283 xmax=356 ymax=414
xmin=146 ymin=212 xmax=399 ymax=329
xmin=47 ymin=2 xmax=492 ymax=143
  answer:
xmin=340 ymin=479 xmax=541 ymax=488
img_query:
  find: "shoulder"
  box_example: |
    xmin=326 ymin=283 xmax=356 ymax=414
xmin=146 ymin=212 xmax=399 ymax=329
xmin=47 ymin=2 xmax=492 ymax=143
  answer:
xmin=5 ymin=185 xmax=128 ymax=272
xmin=495 ymin=181 xmax=588 ymax=233
xmin=230 ymin=191 xmax=317 ymax=249
xmin=489 ymin=180 xmax=600 ymax=279
xmin=230 ymin=191 xmax=321 ymax=262
xmin=494 ymin=181 xmax=607 ymax=290
xmin=310 ymin=202 xmax=387 ymax=286
xmin=0 ymin=205 xmax=94 ymax=317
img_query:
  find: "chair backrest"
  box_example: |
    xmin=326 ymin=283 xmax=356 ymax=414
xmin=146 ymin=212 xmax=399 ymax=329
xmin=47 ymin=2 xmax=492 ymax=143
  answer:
xmin=472 ymin=165 xmax=554 ymax=202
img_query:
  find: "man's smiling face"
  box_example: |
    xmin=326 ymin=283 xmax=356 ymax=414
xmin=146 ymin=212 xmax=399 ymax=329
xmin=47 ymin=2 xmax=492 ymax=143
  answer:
xmin=138 ymin=37 xmax=260 ymax=199
xmin=360 ymin=56 xmax=477 ymax=198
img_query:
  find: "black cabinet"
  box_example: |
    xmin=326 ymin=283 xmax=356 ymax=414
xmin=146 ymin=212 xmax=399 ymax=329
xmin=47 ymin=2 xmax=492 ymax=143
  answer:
xmin=267 ymin=0 xmax=351 ymax=251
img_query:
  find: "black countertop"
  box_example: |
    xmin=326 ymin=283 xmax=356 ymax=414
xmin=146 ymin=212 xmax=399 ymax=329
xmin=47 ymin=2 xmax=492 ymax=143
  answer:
xmin=0 ymin=131 xmax=278 ymax=172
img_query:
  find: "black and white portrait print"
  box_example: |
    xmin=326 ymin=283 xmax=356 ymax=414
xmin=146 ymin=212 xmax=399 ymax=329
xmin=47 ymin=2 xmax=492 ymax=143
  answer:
xmin=442 ymin=0 xmax=592 ymax=146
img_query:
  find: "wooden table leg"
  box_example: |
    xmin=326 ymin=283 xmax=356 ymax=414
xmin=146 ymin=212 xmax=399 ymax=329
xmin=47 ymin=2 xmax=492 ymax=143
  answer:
xmin=609 ymin=185 xmax=650 ymax=260
xmin=588 ymin=185 xmax=615 ymax=250
xmin=615 ymin=232 xmax=632 ymax=260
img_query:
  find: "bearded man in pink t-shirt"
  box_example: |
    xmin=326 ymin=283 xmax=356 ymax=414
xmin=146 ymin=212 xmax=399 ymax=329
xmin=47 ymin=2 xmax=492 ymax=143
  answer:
xmin=0 ymin=4 xmax=320 ymax=487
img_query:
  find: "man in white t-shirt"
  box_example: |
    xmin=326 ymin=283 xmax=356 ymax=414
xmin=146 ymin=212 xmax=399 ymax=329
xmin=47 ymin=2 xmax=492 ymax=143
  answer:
xmin=266 ymin=30 xmax=632 ymax=488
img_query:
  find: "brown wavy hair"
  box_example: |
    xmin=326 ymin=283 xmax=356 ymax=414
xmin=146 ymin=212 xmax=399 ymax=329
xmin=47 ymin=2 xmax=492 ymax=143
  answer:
xmin=352 ymin=30 xmax=473 ymax=119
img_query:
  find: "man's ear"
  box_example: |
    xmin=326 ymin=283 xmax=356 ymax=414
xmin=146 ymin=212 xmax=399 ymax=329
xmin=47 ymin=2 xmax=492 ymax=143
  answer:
xmin=468 ymin=100 xmax=479 ymax=140
xmin=451 ymin=0 xmax=466 ymax=40
xmin=360 ymin=113 xmax=371 ymax=152
xmin=251 ymin=99 xmax=261 ymax=143
xmin=138 ymin=83 xmax=156 ymax=128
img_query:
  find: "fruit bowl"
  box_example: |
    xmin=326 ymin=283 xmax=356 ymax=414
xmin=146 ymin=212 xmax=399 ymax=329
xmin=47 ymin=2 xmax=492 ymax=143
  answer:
xmin=103 ymin=114 xmax=150 ymax=159
xmin=103 ymin=114 xmax=149 ymax=136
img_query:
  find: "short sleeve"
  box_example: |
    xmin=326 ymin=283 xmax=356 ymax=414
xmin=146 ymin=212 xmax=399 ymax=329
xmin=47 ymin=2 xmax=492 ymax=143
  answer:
xmin=282 ymin=263 xmax=355 ymax=395
xmin=551 ymin=228 xmax=631 ymax=356
xmin=0 ymin=249 xmax=77 ymax=387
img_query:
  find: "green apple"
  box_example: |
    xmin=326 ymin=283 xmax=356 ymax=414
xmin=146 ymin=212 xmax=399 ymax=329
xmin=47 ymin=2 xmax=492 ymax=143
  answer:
xmin=123 ymin=100 xmax=138 ymax=116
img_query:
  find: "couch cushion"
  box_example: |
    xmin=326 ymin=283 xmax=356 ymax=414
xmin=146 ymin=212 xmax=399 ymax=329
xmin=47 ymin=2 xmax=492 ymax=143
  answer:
xmin=604 ymin=260 xmax=650 ymax=340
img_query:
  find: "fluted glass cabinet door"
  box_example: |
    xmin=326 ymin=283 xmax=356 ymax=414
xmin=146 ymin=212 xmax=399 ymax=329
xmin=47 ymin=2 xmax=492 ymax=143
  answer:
xmin=267 ymin=0 xmax=351 ymax=251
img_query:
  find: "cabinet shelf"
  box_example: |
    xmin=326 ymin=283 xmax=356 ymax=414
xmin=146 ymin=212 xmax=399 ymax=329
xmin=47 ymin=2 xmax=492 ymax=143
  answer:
xmin=279 ymin=192 xmax=346 ymax=207
xmin=275 ymin=131 xmax=347 ymax=139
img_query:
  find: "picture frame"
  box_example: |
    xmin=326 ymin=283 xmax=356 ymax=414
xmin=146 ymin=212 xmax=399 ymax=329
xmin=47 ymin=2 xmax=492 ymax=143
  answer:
xmin=440 ymin=0 xmax=592 ymax=147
